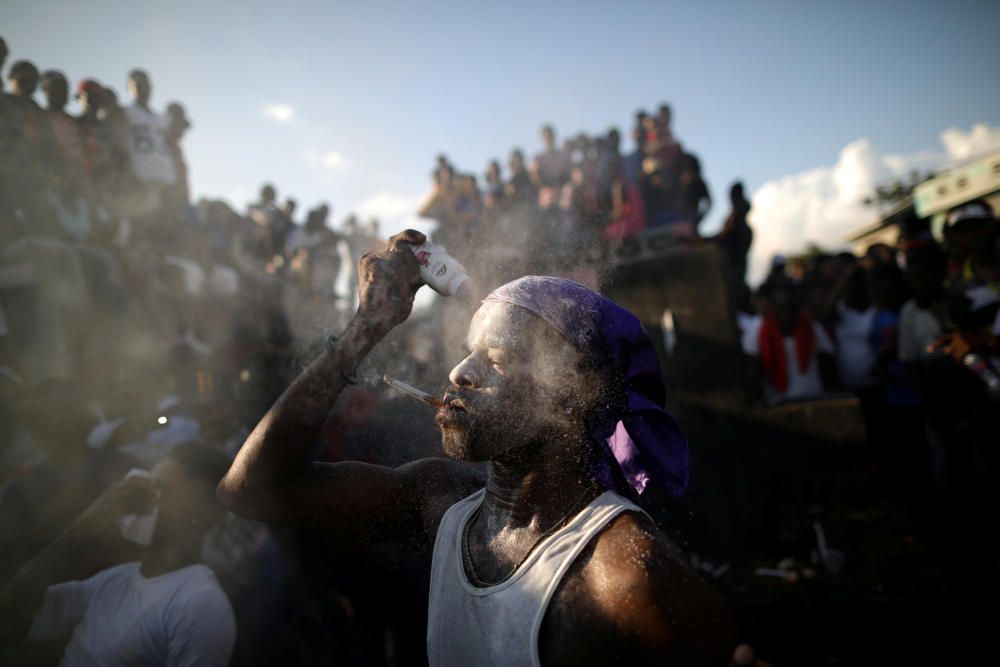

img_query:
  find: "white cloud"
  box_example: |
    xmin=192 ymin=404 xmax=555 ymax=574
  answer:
xmin=939 ymin=123 xmax=1000 ymax=161
xmin=355 ymin=192 xmax=431 ymax=235
xmin=305 ymin=149 xmax=349 ymax=171
xmin=262 ymin=103 xmax=295 ymax=123
xmin=320 ymin=151 xmax=346 ymax=170
xmin=747 ymin=123 xmax=1000 ymax=285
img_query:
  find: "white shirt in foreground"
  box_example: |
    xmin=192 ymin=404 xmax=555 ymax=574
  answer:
xmin=427 ymin=489 xmax=646 ymax=667
xmin=28 ymin=562 xmax=235 ymax=667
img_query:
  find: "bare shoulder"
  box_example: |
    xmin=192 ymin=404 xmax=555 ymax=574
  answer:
xmin=541 ymin=510 xmax=737 ymax=667
xmin=397 ymin=457 xmax=484 ymax=543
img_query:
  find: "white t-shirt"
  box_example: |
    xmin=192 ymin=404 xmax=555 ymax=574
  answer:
xmin=743 ymin=318 xmax=835 ymax=404
xmin=834 ymin=303 xmax=877 ymax=387
xmin=28 ymin=562 xmax=235 ymax=667
xmin=125 ymin=104 xmax=177 ymax=184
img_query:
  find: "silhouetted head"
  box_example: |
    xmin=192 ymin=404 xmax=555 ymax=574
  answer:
xmin=843 ymin=266 xmax=873 ymax=312
xmin=945 ymin=199 xmax=997 ymax=261
xmin=540 ymin=124 xmax=556 ymax=151
xmin=437 ymin=163 xmax=455 ymax=189
xmin=40 ymin=69 xmax=69 ymax=110
xmin=127 ymin=68 xmax=151 ymax=106
xmin=607 ymin=127 xmax=621 ymax=152
xmin=165 ymin=101 xmax=191 ymax=140
xmin=259 ymin=183 xmax=277 ymax=203
xmin=485 ymin=160 xmax=502 ymax=187
xmin=509 ymin=148 xmax=526 ymax=173
xmin=151 ymin=442 xmax=231 ymax=549
xmin=76 ymin=79 xmax=104 ymax=115
xmin=868 ymin=262 xmax=909 ymax=311
xmin=0 ymin=36 xmax=8 ymax=71
xmin=8 ymin=60 xmax=39 ymax=96
xmin=316 ymin=203 xmax=330 ymax=223
xmin=96 ymin=87 xmax=123 ymax=122
xmin=865 ymin=243 xmax=896 ymax=267
xmin=657 ymin=103 xmax=672 ymax=128
xmin=764 ymin=278 xmax=806 ymax=334
xmin=730 ymin=181 xmax=745 ymax=203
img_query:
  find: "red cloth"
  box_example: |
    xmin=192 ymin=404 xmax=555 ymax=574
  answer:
xmin=758 ymin=308 xmax=816 ymax=393
xmin=603 ymin=182 xmax=647 ymax=239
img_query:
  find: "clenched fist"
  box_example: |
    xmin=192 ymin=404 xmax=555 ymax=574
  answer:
xmin=355 ymin=229 xmax=426 ymax=336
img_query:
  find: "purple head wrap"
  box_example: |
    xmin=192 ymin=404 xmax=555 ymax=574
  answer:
xmin=483 ymin=276 xmax=688 ymax=495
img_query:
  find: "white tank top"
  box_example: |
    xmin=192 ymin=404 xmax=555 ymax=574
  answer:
xmin=427 ymin=489 xmax=644 ymax=667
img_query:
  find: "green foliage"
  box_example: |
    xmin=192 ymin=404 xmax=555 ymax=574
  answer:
xmin=863 ymin=169 xmax=935 ymax=208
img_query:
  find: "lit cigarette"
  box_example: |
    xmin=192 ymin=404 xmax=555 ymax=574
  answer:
xmin=383 ymin=375 xmax=445 ymax=408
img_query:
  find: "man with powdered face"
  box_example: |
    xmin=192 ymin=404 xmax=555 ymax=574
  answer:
xmin=219 ymin=230 xmax=738 ymax=665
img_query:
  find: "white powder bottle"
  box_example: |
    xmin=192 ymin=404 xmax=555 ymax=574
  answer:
xmin=409 ymin=240 xmax=470 ymax=297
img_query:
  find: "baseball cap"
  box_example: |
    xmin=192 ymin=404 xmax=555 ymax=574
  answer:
xmin=76 ymin=78 xmax=103 ymax=98
xmin=946 ymin=200 xmax=995 ymax=229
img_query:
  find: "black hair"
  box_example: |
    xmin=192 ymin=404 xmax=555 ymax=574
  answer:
xmin=9 ymin=60 xmax=38 ymax=80
xmin=166 ymin=442 xmax=232 ymax=488
xmin=843 ymin=266 xmax=873 ymax=311
xmin=906 ymin=241 xmax=946 ymax=274
xmin=868 ymin=262 xmax=910 ymax=311
xmin=40 ymin=70 xmax=68 ymax=98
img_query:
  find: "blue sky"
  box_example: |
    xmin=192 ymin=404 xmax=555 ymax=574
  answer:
xmin=3 ymin=0 xmax=999 ymax=277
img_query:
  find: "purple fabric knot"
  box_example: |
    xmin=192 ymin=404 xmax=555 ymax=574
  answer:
xmin=483 ymin=276 xmax=688 ymax=495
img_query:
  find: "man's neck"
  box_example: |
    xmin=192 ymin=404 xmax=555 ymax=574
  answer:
xmin=481 ymin=436 xmax=604 ymax=534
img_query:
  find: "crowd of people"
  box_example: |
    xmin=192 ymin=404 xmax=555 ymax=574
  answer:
xmin=419 ymin=105 xmax=715 ymax=287
xmin=1 ymin=30 xmax=999 ymax=665
xmin=734 ymin=200 xmax=999 ymax=596
xmin=0 ymin=39 xmax=409 ymax=666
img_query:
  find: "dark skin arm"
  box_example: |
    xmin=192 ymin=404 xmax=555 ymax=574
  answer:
xmin=217 ymin=230 xmax=482 ymax=544
xmin=540 ymin=512 xmax=738 ymax=666
xmin=0 ymin=475 xmax=152 ymax=652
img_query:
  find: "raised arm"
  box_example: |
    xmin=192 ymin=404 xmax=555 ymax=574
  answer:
xmin=217 ymin=230 xmax=479 ymax=543
xmin=0 ymin=475 xmax=152 ymax=652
